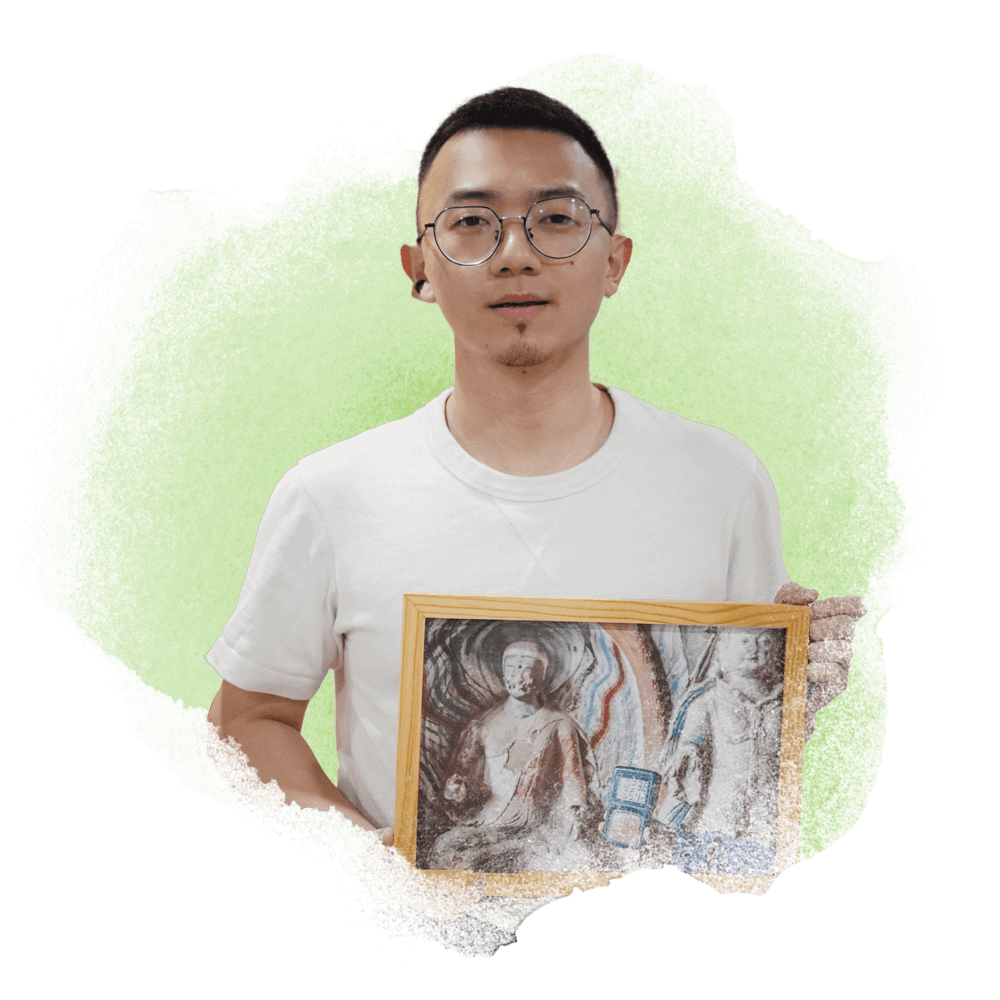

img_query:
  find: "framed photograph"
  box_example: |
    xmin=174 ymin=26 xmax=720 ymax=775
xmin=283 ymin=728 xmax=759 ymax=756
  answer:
xmin=395 ymin=596 xmax=810 ymax=897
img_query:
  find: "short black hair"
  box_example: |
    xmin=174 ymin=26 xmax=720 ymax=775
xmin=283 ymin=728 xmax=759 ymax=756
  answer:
xmin=418 ymin=87 xmax=619 ymax=232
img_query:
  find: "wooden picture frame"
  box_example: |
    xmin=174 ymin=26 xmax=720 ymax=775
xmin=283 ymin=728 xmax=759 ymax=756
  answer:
xmin=395 ymin=595 xmax=810 ymax=897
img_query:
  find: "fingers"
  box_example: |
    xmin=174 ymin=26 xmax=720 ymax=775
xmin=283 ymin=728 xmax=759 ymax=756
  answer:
xmin=804 ymin=645 xmax=850 ymax=743
xmin=776 ymin=584 xmax=867 ymax=622
xmin=810 ymin=614 xmax=855 ymax=641
xmin=774 ymin=581 xmax=819 ymax=605
xmin=807 ymin=661 xmax=848 ymax=695
xmin=810 ymin=596 xmax=867 ymax=620
xmin=804 ymin=662 xmax=848 ymax=742
xmin=808 ymin=638 xmax=852 ymax=665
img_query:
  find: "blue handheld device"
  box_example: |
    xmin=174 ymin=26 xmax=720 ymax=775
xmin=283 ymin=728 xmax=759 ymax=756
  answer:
xmin=603 ymin=766 xmax=662 ymax=849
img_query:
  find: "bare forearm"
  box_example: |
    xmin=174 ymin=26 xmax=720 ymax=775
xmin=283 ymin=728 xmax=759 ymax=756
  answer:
xmin=222 ymin=715 xmax=375 ymax=830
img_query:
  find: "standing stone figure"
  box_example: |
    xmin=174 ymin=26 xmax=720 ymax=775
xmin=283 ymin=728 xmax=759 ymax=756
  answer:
xmin=656 ymin=629 xmax=784 ymax=854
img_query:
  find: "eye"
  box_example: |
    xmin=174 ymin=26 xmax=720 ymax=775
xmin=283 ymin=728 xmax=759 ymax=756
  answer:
xmin=447 ymin=211 xmax=493 ymax=231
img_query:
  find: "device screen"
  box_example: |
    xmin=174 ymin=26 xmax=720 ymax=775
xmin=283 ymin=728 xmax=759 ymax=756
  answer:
xmin=615 ymin=775 xmax=650 ymax=806
xmin=603 ymin=766 xmax=661 ymax=849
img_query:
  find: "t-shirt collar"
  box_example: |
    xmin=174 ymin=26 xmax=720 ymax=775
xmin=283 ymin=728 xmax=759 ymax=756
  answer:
xmin=422 ymin=385 xmax=633 ymax=502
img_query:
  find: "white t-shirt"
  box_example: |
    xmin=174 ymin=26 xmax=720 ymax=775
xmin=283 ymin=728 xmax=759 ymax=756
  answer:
xmin=207 ymin=387 xmax=789 ymax=829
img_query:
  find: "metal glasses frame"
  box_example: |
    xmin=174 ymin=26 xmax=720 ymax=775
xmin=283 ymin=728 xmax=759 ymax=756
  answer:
xmin=416 ymin=196 xmax=614 ymax=265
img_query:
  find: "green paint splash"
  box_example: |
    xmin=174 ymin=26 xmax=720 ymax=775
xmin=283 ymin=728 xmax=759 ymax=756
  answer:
xmin=20 ymin=57 xmax=941 ymax=953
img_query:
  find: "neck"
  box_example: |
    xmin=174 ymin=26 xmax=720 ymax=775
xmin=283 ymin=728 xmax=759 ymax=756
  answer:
xmin=505 ymin=695 xmax=541 ymax=718
xmin=447 ymin=340 xmax=613 ymax=476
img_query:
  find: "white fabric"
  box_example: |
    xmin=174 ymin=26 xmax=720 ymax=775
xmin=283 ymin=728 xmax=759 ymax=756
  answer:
xmin=207 ymin=387 xmax=789 ymax=829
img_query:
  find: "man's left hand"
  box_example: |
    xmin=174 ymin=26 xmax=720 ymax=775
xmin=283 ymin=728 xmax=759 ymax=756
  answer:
xmin=774 ymin=582 xmax=868 ymax=742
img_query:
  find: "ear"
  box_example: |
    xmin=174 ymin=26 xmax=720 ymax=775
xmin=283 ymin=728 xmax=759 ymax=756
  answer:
xmin=603 ymin=235 xmax=633 ymax=299
xmin=400 ymin=244 xmax=436 ymax=302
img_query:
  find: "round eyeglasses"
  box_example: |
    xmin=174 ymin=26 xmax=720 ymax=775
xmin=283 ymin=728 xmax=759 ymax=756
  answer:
xmin=417 ymin=196 xmax=613 ymax=266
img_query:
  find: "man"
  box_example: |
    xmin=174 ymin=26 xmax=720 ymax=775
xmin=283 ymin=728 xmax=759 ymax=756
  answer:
xmin=427 ymin=640 xmax=604 ymax=873
xmin=206 ymin=87 xmax=858 ymax=849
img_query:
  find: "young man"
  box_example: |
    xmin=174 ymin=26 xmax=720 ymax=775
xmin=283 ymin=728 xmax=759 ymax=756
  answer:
xmin=206 ymin=87 xmax=859 ymax=848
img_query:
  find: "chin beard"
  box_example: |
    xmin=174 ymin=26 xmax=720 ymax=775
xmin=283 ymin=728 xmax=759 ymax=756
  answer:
xmin=490 ymin=326 xmax=550 ymax=369
xmin=492 ymin=346 xmax=549 ymax=368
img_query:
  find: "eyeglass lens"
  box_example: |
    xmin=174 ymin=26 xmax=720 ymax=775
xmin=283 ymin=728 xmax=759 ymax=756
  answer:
xmin=434 ymin=198 xmax=593 ymax=264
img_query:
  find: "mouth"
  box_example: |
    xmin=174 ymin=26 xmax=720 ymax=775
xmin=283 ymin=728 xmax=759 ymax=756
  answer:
xmin=489 ymin=294 xmax=549 ymax=307
xmin=489 ymin=295 xmax=550 ymax=319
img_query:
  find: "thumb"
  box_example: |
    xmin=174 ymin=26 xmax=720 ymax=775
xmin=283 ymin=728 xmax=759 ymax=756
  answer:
xmin=774 ymin=581 xmax=818 ymax=605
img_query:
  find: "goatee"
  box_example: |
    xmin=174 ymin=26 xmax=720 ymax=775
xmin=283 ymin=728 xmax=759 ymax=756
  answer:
xmin=491 ymin=324 xmax=549 ymax=368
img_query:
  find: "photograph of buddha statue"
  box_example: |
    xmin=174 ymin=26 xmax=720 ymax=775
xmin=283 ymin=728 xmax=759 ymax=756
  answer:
xmin=425 ymin=637 xmax=606 ymax=873
xmin=412 ymin=616 xmax=793 ymax=878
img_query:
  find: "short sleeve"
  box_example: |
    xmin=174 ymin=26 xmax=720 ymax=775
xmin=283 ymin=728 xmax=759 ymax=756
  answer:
xmin=206 ymin=465 xmax=339 ymax=700
xmin=726 ymin=457 xmax=790 ymax=603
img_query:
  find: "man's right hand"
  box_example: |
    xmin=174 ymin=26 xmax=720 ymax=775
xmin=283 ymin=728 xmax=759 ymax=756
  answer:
xmin=206 ymin=681 xmax=522 ymax=920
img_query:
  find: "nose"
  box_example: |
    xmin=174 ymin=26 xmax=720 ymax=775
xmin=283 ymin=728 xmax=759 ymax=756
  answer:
xmin=488 ymin=216 xmax=542 ymax=275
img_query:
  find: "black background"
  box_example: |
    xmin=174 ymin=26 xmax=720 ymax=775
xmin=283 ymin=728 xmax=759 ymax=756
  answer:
xmin=8 ymin=45 xmax=944 ymax=968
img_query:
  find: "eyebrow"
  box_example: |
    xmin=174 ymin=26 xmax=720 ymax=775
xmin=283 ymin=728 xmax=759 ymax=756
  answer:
xmin=445 ymin=184 xmax=590 ymax=204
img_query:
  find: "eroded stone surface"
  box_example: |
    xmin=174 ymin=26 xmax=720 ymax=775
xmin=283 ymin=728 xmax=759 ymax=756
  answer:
xmin=774 ymin=581 xmax=819 ymax=605
xmin=808 ymin=639 xmax=852 ymax=662
xmin=811 ymin=596 xmax=867 ymax=620
xmin=810 ymin=615 xmax=855 ymax=641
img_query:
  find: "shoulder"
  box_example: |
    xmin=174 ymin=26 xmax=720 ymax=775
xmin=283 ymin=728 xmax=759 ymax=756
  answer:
xmin=466 ymin=702 xmax=504 ymax=729
xmin=610 ymin=387 xmax=764 ymax=477
xmin=278 ymin=395 xmax=441 ymax=511
xmin=537 ymin=705 xmax=586 ymax=735
xmin=298 ymin=403 xmax=430 ymax=480
xmin=457 ymin=711 xmax=490 ymax=742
